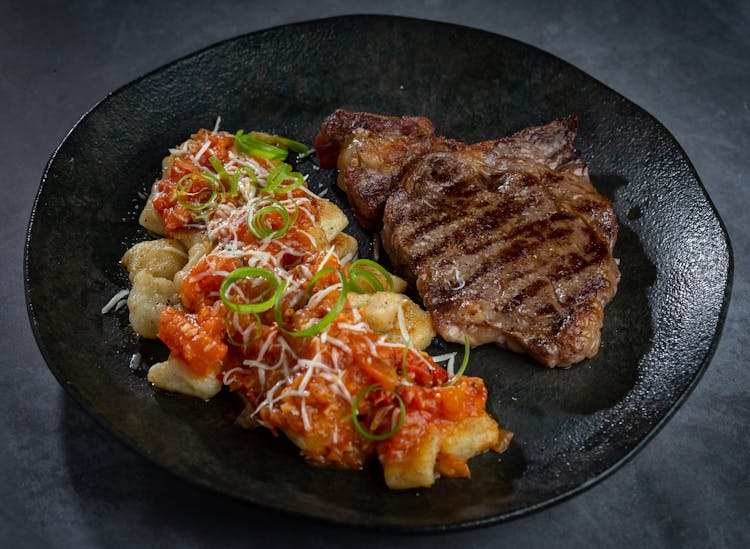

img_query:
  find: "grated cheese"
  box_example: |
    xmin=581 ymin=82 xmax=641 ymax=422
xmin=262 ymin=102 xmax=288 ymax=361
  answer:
xmin=396 ymin=303 xmax=410 ymax=343
xmin=192 ymin=140 xmax=211 ymax=162
xmin=101 ymin=289 xmax=130 ymax=314
xmin=131 ymin=127 xmax=473 ymax=477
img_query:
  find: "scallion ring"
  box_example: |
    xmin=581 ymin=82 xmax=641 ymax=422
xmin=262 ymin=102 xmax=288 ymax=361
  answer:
xmin=249 ymin=132 xmax=310 ymax=155
xmin=274 ymin=170 xmax=304 ymax=194
xmin=351 ymin=384 xmax=406 ymax=441
xmin=176 ymin=172 xmax=220 ymax=213
xmin=443 ymin=335 xmax=471 ymax=386
xmin=208 ymin=155 xmax=260 ymax=198
xmin=348 ymin=259 xmax=395 ymax=294
xmin=301 ymin=267 xmax=337 ymax=300
xmin=233 ymin=165 xmax=259 ymax=197
xmin=273 ymin=268 xmax=349 ymax=337
xmin=235 ymin=130 xmax=288 ymax=161
xmin=350 ymin=269 xmax=384 ymax=294
xmin=263 ymin=164 xmax=289 ymax=193
xmin=208 ymin=155 xmax=233 ymax=192
xmin=247 ymin=198 xmax=298 ymax=240
xmin=219 ymin=267 xmax=280 ymax=314
xmin=263 ymin=163 xmax=304 ymax=195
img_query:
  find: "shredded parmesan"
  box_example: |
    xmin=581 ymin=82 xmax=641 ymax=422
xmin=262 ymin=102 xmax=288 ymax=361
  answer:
xmin=126 ymin=127 xmax=492 ymax=485
xmin=396 ymin=303 xmax=410 ymax=343
xmin=128 ymin=353 xmax=143 ymax=371
xmin=193 ymin=140 xmax=211 ymax=162
xmin=450 ymin=269 xmax=466 ymax=290
xmin=101 ymin=289 xmax=129 ymax=314
xmin=431 ymin=352 xmax=457 ymax=376
xmin=162 ymin=245 xmax=188 ymax=258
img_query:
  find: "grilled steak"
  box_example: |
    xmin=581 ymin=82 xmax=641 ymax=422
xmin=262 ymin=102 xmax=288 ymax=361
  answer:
xmin=315 ymin=110 xmax=620 ymax=367
xmin=314 ymin=111 xmax=438 ymax=231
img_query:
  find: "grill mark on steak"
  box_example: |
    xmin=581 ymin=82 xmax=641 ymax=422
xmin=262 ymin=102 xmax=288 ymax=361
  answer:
xmin=465 ymin=236 xmax=545 ymax=287
xmin=315 ymin=110 xmax=621 ymax=367
xmin=453 ymin=198 xmax=534 ymax=246
xmin=504 ymin=279 xmax=548 ymax=311
xmin=399 ymin=210 xmax=453 ymax=243
xmin=407 ymin=195 xmax=536 ymax=263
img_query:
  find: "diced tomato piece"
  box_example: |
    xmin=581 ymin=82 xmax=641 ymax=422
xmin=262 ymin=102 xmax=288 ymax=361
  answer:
xmin=434 ymin=385 xmax=465 ymax=418
xmin=400 ymin=377 xmax=487 ymax=421
xmin=189 ymin=129 xmax=234 ymax=166
xmin=376 ymin=409 xmax=432 ymax=461
xmin=169 ymin=156 xmax=200 ymax=180
xmin=397 ymin=347 xmax=449 ymax=387
xmin=152 ymin=171 xmax=200 ymax=232
xmin=357 ymin=355 xmax=399 ymax=390
xmin=158 ymin=307 xmax=228 ymax=376
xmin=196 ymin=304 xmax=227 ymax=339
xmin=181 ymin=254 xmax=242 ymax=310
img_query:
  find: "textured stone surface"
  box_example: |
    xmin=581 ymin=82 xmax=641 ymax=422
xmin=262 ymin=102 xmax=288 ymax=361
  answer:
xmin=2 ymin=0 xmax=748 ymax=547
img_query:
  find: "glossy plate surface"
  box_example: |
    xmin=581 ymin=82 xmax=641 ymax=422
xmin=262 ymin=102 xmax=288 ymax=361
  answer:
xmin=25 ymin=16 xmax=731 ymax=531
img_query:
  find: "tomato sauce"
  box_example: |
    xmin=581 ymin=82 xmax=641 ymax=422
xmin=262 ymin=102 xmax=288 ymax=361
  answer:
xmin=152 ymin=128 xmax=506 ymax=486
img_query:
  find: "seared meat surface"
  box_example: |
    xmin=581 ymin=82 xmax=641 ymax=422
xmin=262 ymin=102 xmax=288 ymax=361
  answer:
xmin=316 ymin=110 xmax=620 ymax=367
xmin=315 ymin=111 xmax=439 ymax=230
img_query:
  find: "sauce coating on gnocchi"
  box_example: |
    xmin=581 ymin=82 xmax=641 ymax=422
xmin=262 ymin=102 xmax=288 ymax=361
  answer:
xmin=121 ymin=127 xmax=512 ymax=489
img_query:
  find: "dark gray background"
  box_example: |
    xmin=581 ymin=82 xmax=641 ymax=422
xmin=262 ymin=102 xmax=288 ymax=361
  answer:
xmin=2 ymin=1 xmax=747 ymax=547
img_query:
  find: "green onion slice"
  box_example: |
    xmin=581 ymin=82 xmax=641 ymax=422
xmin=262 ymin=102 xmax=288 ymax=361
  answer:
xmin=351 ymin=384 xmax=406 ymax=441
xmin=208 ymin=154 xmax=263 ymax=198
xmin=273 ymin=268 xmax=348 ymax=338
xmin=348 ymin=259 xmax=395 ymax=294
xmin=208 ymin=155 xmax=234 ymax=192
xmin=274 ymin=170 xmax=304 ymax=194
xmin=443 ymin=335 xmax=471 ymax=386
xmin=233 ymin=165 xmax=259 ymax=196
xmin=235 ymin=130 xmax=288 ymax=161
xmin=219 ymin=267 xmax=280 ymax=314
xmin=247 ymin=197 xmax=298 ymax=240
xmin=249 ymin=131 xmax=309 ymax=155
xmin=176 ymin=172 xmax=220 ymax=214
xmin=264 ymin=163 xmax=304 ymax=194
xmin=303 ymin=267 xmax=339 ymax=300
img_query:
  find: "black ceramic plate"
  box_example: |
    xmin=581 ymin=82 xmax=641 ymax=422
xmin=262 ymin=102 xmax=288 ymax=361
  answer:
xmin=26 ymin=16 xmax=731 ymax=531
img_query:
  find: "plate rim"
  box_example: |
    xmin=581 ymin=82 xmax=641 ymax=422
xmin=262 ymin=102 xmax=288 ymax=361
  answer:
xmin=24 ymin=14 xmax=734 ymax=533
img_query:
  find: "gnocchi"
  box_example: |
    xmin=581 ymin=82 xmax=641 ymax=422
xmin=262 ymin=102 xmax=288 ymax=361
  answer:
xmin=119 ymin=127 xmax=510 ymax=490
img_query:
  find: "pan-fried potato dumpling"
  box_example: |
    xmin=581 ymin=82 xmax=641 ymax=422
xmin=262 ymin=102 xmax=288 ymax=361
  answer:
xmin=173 ymin=239 xmax=212 ymax=296
xmin=436 ymin=414 xmax=511 ymax=476
xmin=121 ymin=238 xmax=187 ymax=282
xmin=137 ymin=153 xmax=177 ymax=235
xmin=330 ymin=233 xmax=358 ymax=263
xmin=148 ymin=353 xmax=222 ymax=400
xmin=127 ymin=271 xmax=180 ymax=338
xmin=171 ymin=228 xmax=208 ymax=251
xmin=379 ymin=377 xmax=512 ymax=491
xmin=120 ymin=127 xmax=512 ymax=489
xmin=318 ymin=200 xmax=349 ymax=243
xmin=390 ymin=274 xmax=408 ymax=294
xmin=161 ymin=154 xmax=174 ymax=177
xmin=138 ymin=189 xmax=165 ymax=235
xmin=380 ymin=412 xmax=508 ymax=490
xmin=349 ymin=291 xmax=435 ymax=350
xmin=381 ymin=424 xmax=441 ymax=489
